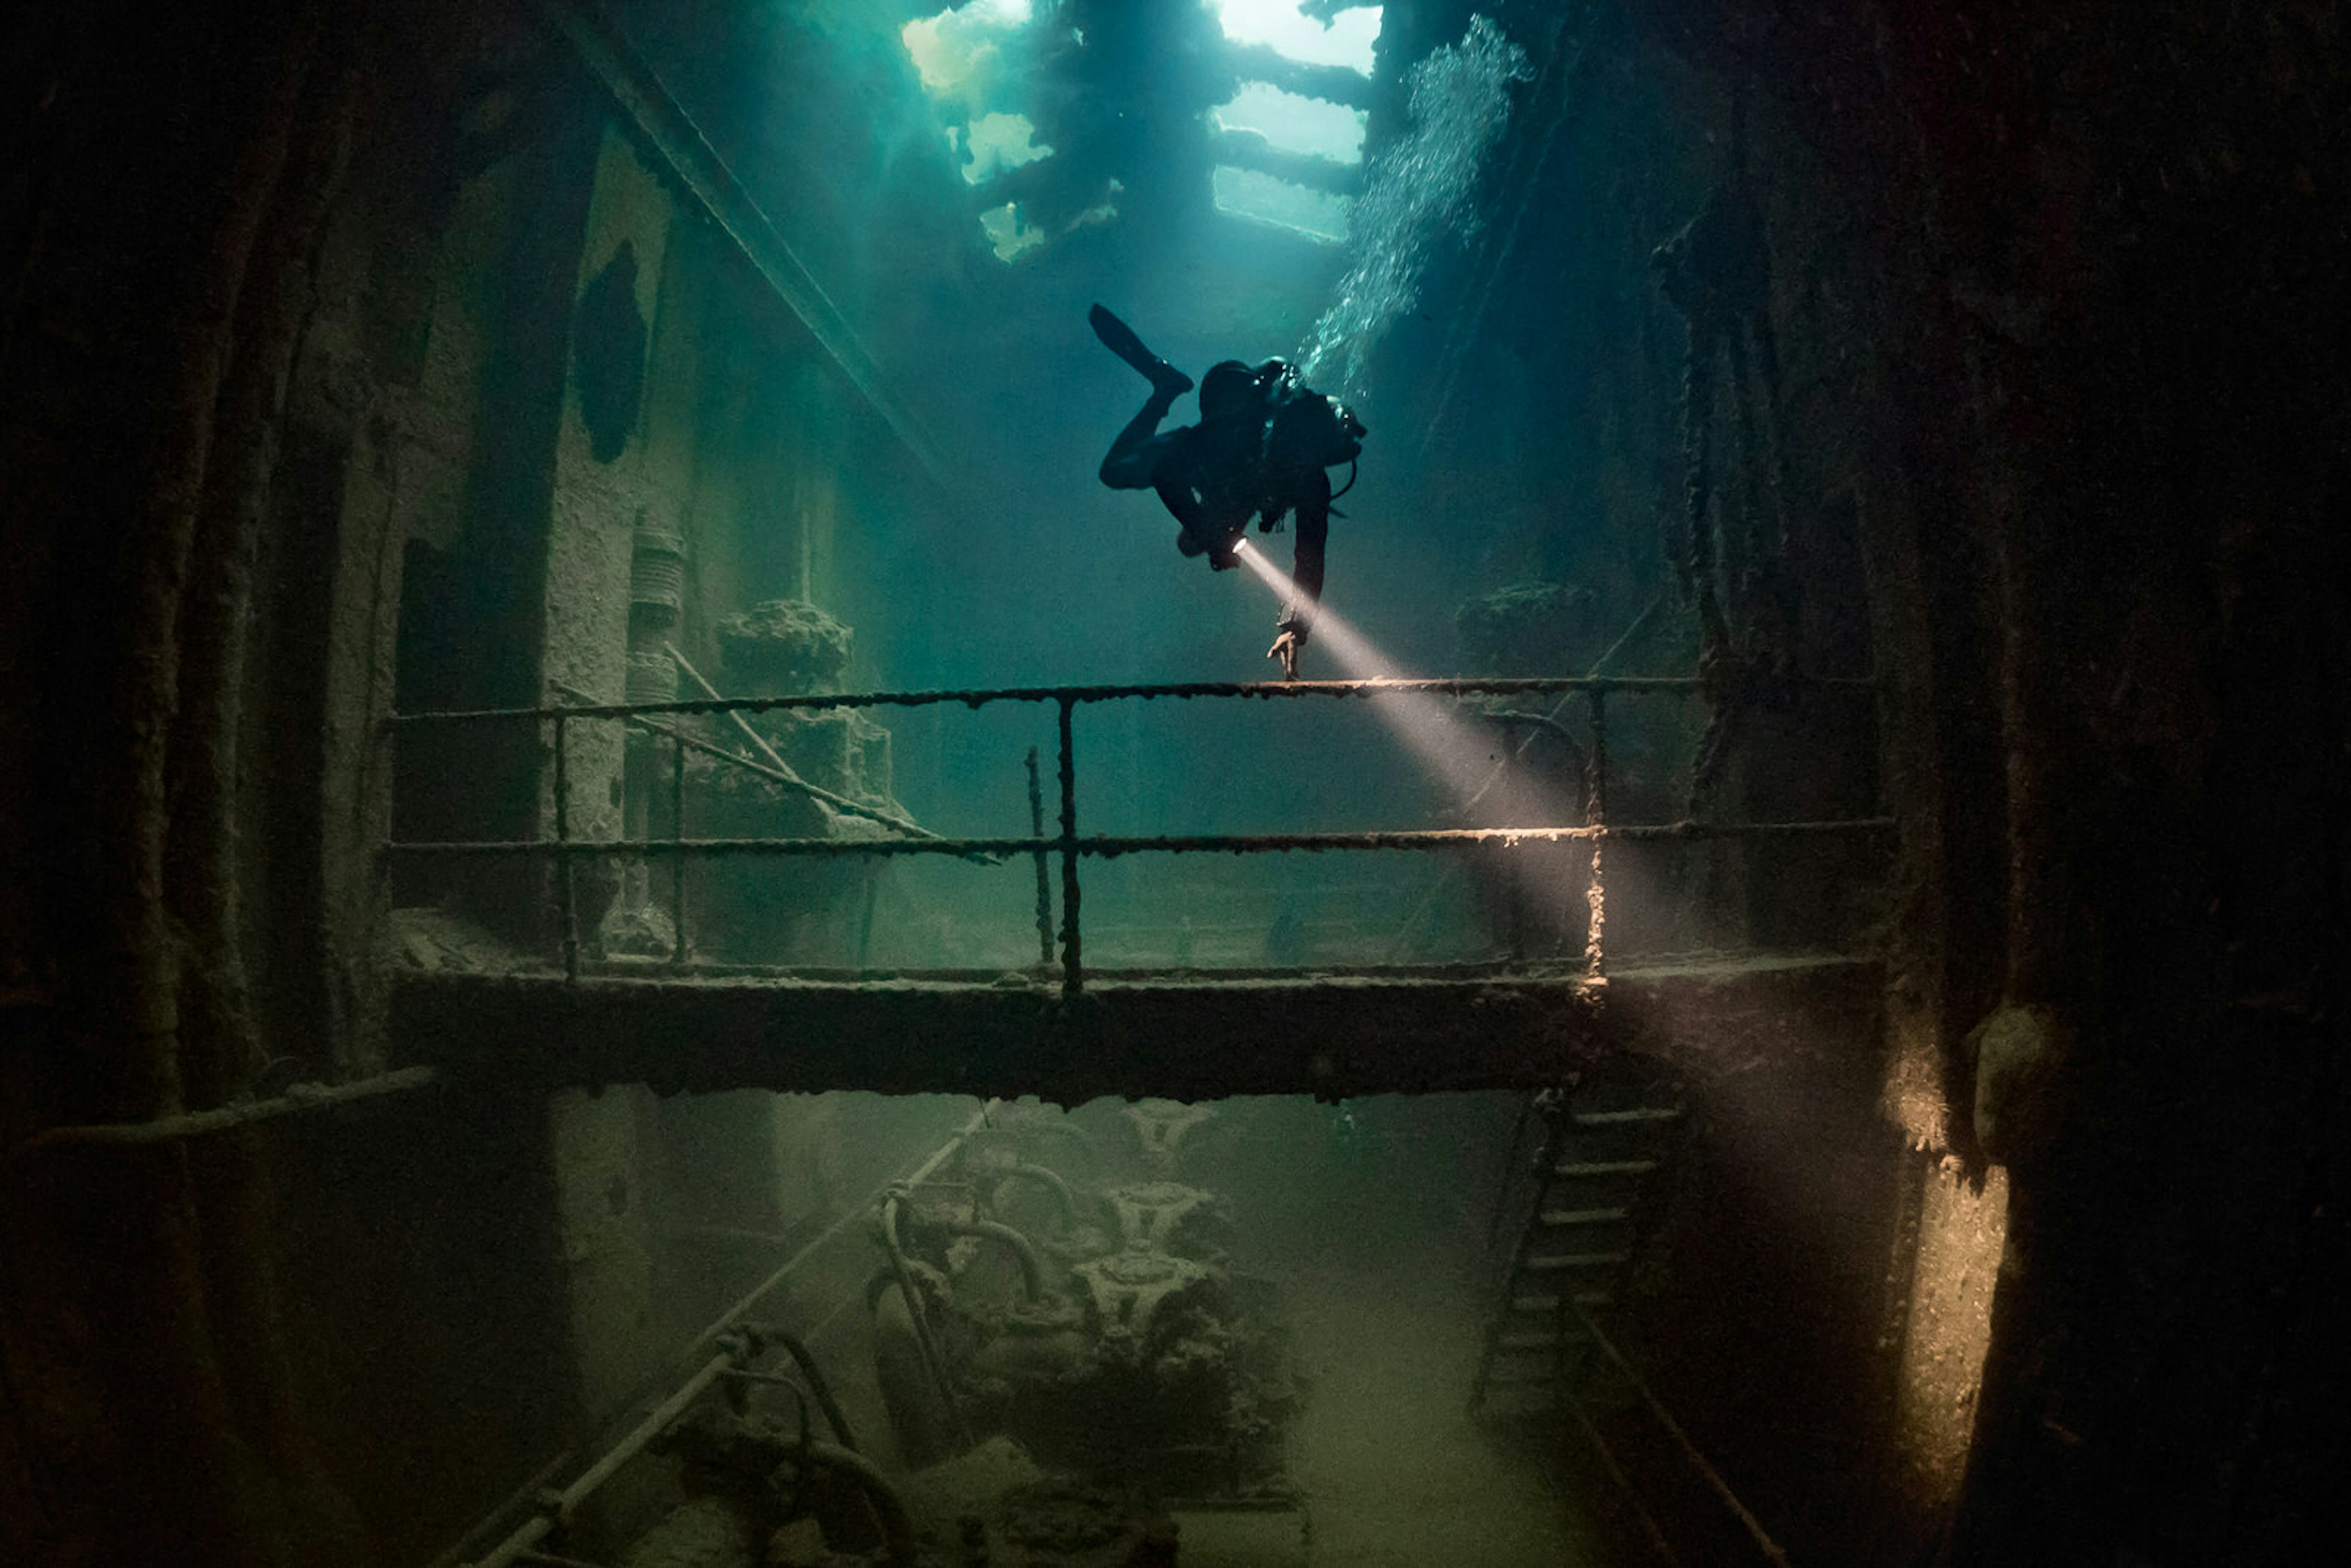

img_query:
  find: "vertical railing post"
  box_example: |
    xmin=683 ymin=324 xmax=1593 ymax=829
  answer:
xmin=554 ymin=710 xmax=578 ymax=983
xmin=1026 ymin=746 xmax=1054 ymax=969
xmin=1502 ymin=717 xmax=1526 ymax=966
xmin=1584 ymin=688 xmax=1608 ymax=981
xmin=1056 ymin=697 xmax=1082 ymax=995
xmin=670 ymin=730 xmax=688 ymax=967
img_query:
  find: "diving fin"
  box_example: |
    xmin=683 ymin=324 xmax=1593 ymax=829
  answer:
xmin=1090 ymin=304 xmax=1193 ymax=397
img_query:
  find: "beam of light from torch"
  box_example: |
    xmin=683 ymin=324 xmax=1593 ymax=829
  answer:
xmin=1231 ymin=540 xmax=1582 ymax=828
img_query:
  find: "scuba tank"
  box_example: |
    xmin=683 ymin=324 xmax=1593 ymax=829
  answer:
xmin=1266 ymin=366 xmax=1367 ymax=478
xmin=1092 ymin=303 xmax=1367 ymax=478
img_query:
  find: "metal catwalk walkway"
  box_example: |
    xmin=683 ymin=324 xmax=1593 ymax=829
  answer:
xmin=392 ymin=952 xmax=1878 ymax=1102
xmin=388 ymin=674 xmax=1884 ymax=1101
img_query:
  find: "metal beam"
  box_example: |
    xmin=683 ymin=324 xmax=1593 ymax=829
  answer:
xmin=1224 ymin=43 xmax=1378 ymax=111
xmin=392 ymin=954 xmax=1880 ymax=1103
xmin=7 ymin=1067 xmax=441 ymax=1162
xmin=1209 ymin=129 xmax=1367 ymax=195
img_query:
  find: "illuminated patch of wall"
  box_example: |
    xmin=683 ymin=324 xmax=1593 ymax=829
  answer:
xmin=1894 ymin=1161 xmax=2011 ymax=1515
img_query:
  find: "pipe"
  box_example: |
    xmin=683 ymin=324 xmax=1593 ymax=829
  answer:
xmin=660 ymin=648 xmax=947 ymax=846
xmin=467 ymin=1347 xmax=742 ymax=1568
xmin=797 ymin=1440 xmax=918 ymax=1568
xmin=880 ymin=1195 xmax=972 ymax=1446
xmin=425 ymin=1450 xmax=575 ymax=1568
xmin=553 ymin=1351 xmax=736 ymax=1520
xmin=945 ymin=1218 xmax=1046 ymax=1303
xmin=482 ymin=1379 xmax=908 ymax=1568
xmin=552 ymin=676 xmax=997 ymax=864
xmin=721 ymin=1368 xmax=810 ymax=1435
xmin=993 ymin=1161 xmax=1079 ymax=1232
xmin=7 ymin=1066 xmax=440 ymax=1162
xmin=678 ymin=1101 xmax=996 ymax=1367
xmin=740 ymin=1324 xmax=860 ymax=1453
xmin=1458 ymin=598 xmax=1663 ymax=823
xmin=1477 ymin=710 xmax=1589 ymax=775
xmin=1562 ymin=1296 xmax=1793 ymax=1567
xmin=444 ymin=1105 xmax=1000 ymax=1568
xmin=1563 ymin=1391 xmax=1684 ymax=1567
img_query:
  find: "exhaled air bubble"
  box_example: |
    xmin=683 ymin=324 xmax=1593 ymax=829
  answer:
xmin=1296 ymin=15 xmax=1533 ymax=396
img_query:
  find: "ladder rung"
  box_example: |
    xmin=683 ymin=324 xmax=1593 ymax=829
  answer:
xmin=1497 ymin=1330 xmax=1591 ymax=1352
xmin=1508 ymin=1291 xmax=1613 ymax=1314
xmin=1480 ymin=1365 xmax=1561 ymax=1386
xmin=1523 ymin=1251 xmax=1633 ymax=1271
xmin=1539 ymin=1206 xmax=1630 ymax=1227
xmin=1553 ymin=1159 xmax=1659 ymax=1177
xmin=1571 ymin=1107 xmax=1684 ymax=1126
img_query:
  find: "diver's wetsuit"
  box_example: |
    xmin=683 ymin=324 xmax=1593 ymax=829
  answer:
xmin=1097 ymin=372 xmax=1330 ymax=644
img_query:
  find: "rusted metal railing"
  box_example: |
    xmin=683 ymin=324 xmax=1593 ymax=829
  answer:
xmin=385 ymin=676 xmax=1887 ymax=993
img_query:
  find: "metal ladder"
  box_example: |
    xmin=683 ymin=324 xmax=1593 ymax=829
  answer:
xmin=1471 ymin=1090 xmax=1684 ymax=1414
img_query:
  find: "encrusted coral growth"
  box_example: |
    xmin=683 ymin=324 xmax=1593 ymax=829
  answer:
xmin=714 ymin=599 xmax=853 ymax=695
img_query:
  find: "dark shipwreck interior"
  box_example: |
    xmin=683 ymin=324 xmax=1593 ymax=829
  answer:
xmin=2 ymin=2 xmax=2344 ymax=1564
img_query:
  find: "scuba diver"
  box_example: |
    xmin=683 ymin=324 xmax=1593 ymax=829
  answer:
xmin=1091 ymin=304 xmax=1365 ymax=678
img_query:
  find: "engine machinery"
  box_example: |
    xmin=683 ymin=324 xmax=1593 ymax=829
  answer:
xmin=868 ymin=1101 xmax=1299 ymax=1501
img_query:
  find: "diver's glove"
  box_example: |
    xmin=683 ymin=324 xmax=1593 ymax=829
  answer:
xmin=1267 ymin=622 xmax=1308 ymax=681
